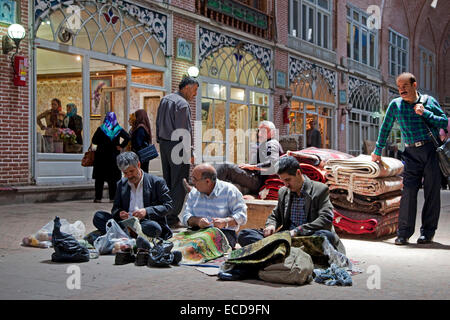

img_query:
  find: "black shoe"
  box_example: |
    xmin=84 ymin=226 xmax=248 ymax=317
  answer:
xmin=114 ymin=249 xmax=136 ymax=265
xmin=135 ymin=248 xmax=149 ymax=266
xmin=218 ymin=267 xmax=253 ymax=281
xmin=171 ymin=250 xmax=182 ymax=265
xmin=417 ymin=235 xmax=433 ymax=244
xmin=394 ymin=237 xmax=409 ymax=245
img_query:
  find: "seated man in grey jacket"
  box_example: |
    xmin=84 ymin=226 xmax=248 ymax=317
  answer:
xmin=216 ymin=120 xmax=283 ymax=195
xmin=93 ymin=151 xmax=173 ymax=240
xmin=238 ymin=156 xmax=345 ymax=254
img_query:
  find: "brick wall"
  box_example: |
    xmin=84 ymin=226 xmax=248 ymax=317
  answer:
xmin=0 ymin=0 xmax=30 ymax=186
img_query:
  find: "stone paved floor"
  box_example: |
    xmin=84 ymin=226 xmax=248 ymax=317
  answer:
xmin=0 ymin=190 xmax=449 ymax=300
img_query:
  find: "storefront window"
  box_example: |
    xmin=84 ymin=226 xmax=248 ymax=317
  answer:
xmin=36 ymin=48 xmax=83 ymax=154
xmin=289 ymin=70 xmax=335 ymax=148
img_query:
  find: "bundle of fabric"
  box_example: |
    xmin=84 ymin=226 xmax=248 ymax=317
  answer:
xmin=333 ymin=208 xmax=399 ymax=238
xmin=325 ymin=154 xmax=404 ymax=202
xmin=219 ymin=233 xmax=356 ymax=285
xmin=288 ymin=147 xmax=354 ymax=169
xmin=329 ymin=190 xmax=401 ymax=215
xmin=168 ymin=227 xmax=231 ymax=265
xmin=258 ymin=178 xmax=285 ymax=200
xmin=224 ymin=231 xmax=291 ymax=269
xmin=299 ymin=163 xmax=327 ymax=183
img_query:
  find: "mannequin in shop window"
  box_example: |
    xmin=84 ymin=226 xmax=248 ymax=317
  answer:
xmin=63 ymin=103 xmax=83 ymax=145
xmin=37 ymin=98 xmax=65 ymax=130
xmin=306 ymin=120 xmax=322 ymax=148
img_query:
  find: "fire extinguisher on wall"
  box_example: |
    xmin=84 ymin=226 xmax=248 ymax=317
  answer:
xmin=283 ymin=106 xmax=290 ymax=124
xmin=13 ymin=55 xmax=28 ymax=87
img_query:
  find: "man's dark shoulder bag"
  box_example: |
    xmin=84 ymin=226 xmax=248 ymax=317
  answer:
xmin=417 ymin=95 xmax=450 ymax=177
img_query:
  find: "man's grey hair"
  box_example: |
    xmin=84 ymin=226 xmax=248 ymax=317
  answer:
xmin=259 ymin=120 xmax=276 ymax=130
xmin=116 ymin=151 xmax=140 ymax=171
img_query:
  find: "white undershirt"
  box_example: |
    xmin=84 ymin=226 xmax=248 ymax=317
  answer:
xmin=127 ymin=170 xmax=144 ymax=217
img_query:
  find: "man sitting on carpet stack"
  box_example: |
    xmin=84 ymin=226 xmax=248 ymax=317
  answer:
xmin=216 ymin=120 xmax=283 ymax=196
xmin=238 ymin=156 xmax=345 ymax=254
xmin=180 ymin=163 xmax=247 ymax=249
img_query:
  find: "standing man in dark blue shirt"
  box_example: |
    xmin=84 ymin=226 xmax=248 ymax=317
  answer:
xmin=156 ymin=76 xmax=199 ymax=228
xmin=372 ymin=72 xmax=447 ymax=245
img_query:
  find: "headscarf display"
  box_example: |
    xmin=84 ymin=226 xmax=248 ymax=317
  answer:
xmin=132 ymin=109 xmax=152 ymax=143
xmin=100 ymin=112 xmax=122 ymax=140
xmin=63 ymin=103 xmax=77 ymax=128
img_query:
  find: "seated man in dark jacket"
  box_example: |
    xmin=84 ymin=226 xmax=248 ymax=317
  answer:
xmin=93 ymin=151 xmax=173 ymax=240
xmin=238 ymin=156 xmax=345 ymax=254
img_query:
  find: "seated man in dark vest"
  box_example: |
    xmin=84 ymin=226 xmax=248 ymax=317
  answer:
xmin=238 ymin=156 xmax=345 ymax=254
xmin=92 ymin=151 xmax=173 ymax=240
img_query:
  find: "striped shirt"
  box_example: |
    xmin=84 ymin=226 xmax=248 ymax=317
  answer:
xmin=374 ymin=94 xmax=447 ymax=156
xmin=181 ymin=179 xmax=247 ymax=231
xmin=289 ymin=184 xmax=307 ymax=230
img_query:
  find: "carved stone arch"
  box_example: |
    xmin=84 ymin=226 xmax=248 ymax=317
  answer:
xmin=34 ymin=0 xmax=168 ymax=66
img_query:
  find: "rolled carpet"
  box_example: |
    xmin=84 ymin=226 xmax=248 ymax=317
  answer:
xmin=300 ymin=163 xmax=327 ymax=183
xmin=288 ymin=147 xmax=354 ymax=169
xmin=333 ymin=208 xmax=399 ymax=238
xmin=330 ymin=190 xmax=401 ymax=215
xmin=326 ymin=175 xmax=403 ymax=202
xmin=325 ymin=154 xmax=404 ymax=179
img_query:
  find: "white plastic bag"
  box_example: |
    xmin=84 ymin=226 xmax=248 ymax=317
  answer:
xmin=39 ymin=218 xmax=86 ymax=239
xmin=22 ymin=218 xmax=86 ymax=248
xmin=93 ymin=219 xmax=135 ymax=255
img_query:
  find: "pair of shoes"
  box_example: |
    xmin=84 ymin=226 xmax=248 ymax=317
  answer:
xmin=114 ymin=248 xmax=136 ymax=265
xmin=394 ymin=237 xmax=409 ymax=245
xmin=417 ymin=235 xmax=433 ymax=244
xmin=93 ymin=199 xmax=102 ymax=203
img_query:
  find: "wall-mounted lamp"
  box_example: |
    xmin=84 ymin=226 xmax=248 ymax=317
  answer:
xmin=2 ymin=24 xmax=26 ymax=55
xmin=341 ymin=103 xmax=353 ymax=116
xmin=2 ymin=24 xmax=27 ymax=86
xmin=187 ymin=66 xmax=199 ymax=78
xmin=285 ymin=88 xmax=293 ymax=102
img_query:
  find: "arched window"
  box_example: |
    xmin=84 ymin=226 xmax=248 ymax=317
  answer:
xmin=348 ymin=77 xmax=381 ymax=155
xmin=200 ymin=46 xmax=269 ymax=88
xmin=35 ymin=1 xmax=166 ymax=66
xmin=289 ymin=68 xmax=335 ymax=149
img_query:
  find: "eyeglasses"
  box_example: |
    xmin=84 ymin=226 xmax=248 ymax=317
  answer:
xmin=191 ymin=176 xmax=206 ymax=183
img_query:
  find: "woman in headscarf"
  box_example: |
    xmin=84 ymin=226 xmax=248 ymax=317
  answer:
xmin=131 ymin=109 xmax=153 ymax=173
xmin=63 ymin=103 xmax=83 ymax=144
xmin=92 ymin=112 xmax=130 ymax=203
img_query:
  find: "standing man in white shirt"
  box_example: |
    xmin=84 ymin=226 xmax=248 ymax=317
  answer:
xmin=92 ymin=152 xmax=174 ymax=240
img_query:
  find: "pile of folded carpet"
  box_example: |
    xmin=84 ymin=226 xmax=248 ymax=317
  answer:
xmin=324 ymin=154 xmax=403 ymax=239
xmin=287 ymin=147 xmax=354 ymax=183
xmin=258 ymin=177 xmax=285 ymax=200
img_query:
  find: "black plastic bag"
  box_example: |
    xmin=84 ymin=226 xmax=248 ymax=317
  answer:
xmin=51 ymin=216 xmax=90 ymax=263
